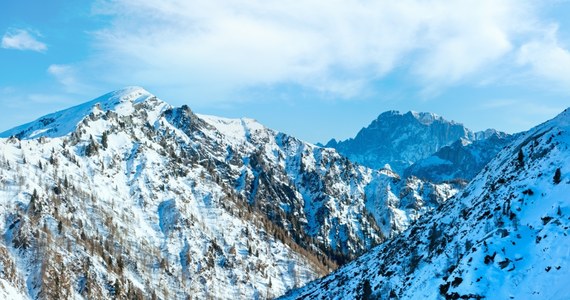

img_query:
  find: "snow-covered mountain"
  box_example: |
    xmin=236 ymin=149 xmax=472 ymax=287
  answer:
xmin=282 ymin=108 xmax=570 ymax=299
xmin=0 ymin=87 xmax=457 ymax=299
xmin=326 ymin=111 xmax=508 ymax=174
xmin=404 ymin=131 xmax=513 ymax=183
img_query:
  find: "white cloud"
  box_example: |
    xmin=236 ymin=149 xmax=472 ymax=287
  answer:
xmin=1 ymin=29 xmax=47 ymax=52
xmin=89 ymin=0 xmax=568 ymax=100
xmin=517 ymin=25 xmax=570 ymax=87
xmin=47 ymin=64 xmax=86 ymax=93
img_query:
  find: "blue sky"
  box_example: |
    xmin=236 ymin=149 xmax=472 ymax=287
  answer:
xmin=1 ymin=0 xmax=570 ymax=143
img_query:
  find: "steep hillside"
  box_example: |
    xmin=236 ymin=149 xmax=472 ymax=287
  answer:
xmin=283 ymin=108 xmax=570 ymax=299
xmin=0 ymin=88 xmax=457 ymax=299
xmin=326 ymin=111 xmax=507 ymax=174
xmin=1 ymin=88 xmax=323 ymax=299
xmin=405 ymin=131 xmax=513 ymax=183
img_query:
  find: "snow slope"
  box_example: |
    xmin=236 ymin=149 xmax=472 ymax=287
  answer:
xmin=0 ymin=87 xmax=158 ymax=139
xmin=405 ymin=132 xmax=514 ymax=183
xmin=283 ymin=108 xmax=570 ymax=299
xmin=0 ymin=88 xmax=458 ymax=299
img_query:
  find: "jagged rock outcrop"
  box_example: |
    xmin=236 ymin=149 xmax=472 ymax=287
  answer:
xmin=0 ymin=87 xmax=457 ymax=299
xmin=326 ymin=111 xmax=508 ymax=175
xmin=405 ymin=131 xmax=514 ymax=183
xmin=283 ymin=108 xmax=570 ymax=300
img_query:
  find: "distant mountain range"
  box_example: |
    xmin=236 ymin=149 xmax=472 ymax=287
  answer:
xmin=325 ymin=110 xmax=511 ymax=178
xmin=2 ymin=87 xmax=563 ymax=300
xmin=0 ymin=88 xmax=458 ymax=299
xmin=282 ymin=108 xmax=570 ymax=300
xmin=405 ymin=131 xmax=514 ymax=183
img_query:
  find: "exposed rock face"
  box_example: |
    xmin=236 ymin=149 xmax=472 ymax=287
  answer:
xmin=282 ymin=108 xmax=570 ymax=300
xmin=405 ymin=131 xmax=514 ymax=183
xmin=326 ymin=110 xmax=508 ymax=175
xmin=0 ymin=88 xmax=457 ymax=299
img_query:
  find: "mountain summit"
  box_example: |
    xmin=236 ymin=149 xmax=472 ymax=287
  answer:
xmin=0 ymin=87 xmax=166 ymax=140
xmin=283 ymin=107 xmax=570 ymax=299
xmin=0 ymin=88 xmax=457 ymax=299
xmin=326 ymin=110 xmax=507 ymax=174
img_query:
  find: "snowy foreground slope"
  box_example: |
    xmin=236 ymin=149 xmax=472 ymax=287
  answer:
xmin=0 ymin=87 xmax=457 ymax=299
xmin=283 ymin=108 xmax=570 ymax=299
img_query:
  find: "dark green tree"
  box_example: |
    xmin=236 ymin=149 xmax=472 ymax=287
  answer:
xmin=101 ymin=132 xmax=109 ymax=149
xmin=85 ymin=136 xmax=98 ymax=156
xmin=362 ymin=279 xmax=373 ymax=300
xmin=113 ymin=279 xmax=121 ymax=299
xmin=29 ymin=189 xmax=39 ymax=215
xmin=554 ymin=168 xmax=562 ymax=184
xmin=517 ymin=149 xmax=524 ymax=167
xmin=428 ymin=222 xmax=441 ymax=253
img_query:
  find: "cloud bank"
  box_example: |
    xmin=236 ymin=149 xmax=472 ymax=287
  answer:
xmin=1 ymin=29 xmax=47 ymax=52
xmin=90 ymin=0 xmax=569 ymax=101
xmin=518 ymin=25 xmax=570 ymax=87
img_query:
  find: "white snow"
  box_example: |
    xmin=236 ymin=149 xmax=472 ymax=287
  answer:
xmin=283 ymin=107 xmax=570 ymax=300
xmin=0 ymin=88 xmax=462 ymax=299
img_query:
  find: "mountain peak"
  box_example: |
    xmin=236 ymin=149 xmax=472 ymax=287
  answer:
xmin=112 ymin=85 xmax=148 ymax=94
xmin=407 ymin=111 xmax=447 ymax=126
xmin=103 ymin=86 xmax=152 ymax=102
xmin=284 ymin=106 xmax=570 ymax=300
xmin=0 ymin=86 xmax=166 ymax=139
xmin=0 ymin=88 xmax=461 ymax=299
xmin=551 ymin=107 xmax=570 ymax=127
xmin=375 ymin=110 xmax=450 ymax=126
xmin=376 ymin=110 xmax=401 ymax=118
xmin=89 ymin=86 xmax=156 ymax=111
xmin=329 ymin=110 xmax=472 ymax=173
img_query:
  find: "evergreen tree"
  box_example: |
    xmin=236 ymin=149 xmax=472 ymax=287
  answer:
xmin=85 ymin=136 xmax=98 ymax=157
xmin=428 ymin=222 xmax=440 ymax=253
xmin=554 ymin=168 xmax=562 ymax=184
xmin=101 ymin=131 xmax=109 ymax=149
xmin=517 ymin=149 xmax=524 ymax=167
xmin=29 ymin=189 xmax=39 ymax=215
xmin=362 ymin=279 xmax=372 ymax=300
xmin=114 ymin=279 xmax=121 ymax=298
